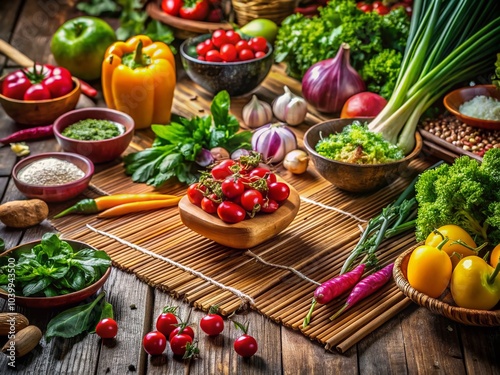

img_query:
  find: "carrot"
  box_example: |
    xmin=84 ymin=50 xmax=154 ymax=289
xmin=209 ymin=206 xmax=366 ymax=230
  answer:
xmin=303 ymin=263 xmax=366 ymax=327
xmin=329 ymin=263 xmax=394 ymax=321
xmin=97 ymin=198 xmax=181 ymax=218
xmin=53 ymin=193 xmax=179 ymax=218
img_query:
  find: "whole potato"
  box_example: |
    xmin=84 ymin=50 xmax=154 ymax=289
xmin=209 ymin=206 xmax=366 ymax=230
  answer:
xmin=0 ymin=199 xmax=49 ymax=228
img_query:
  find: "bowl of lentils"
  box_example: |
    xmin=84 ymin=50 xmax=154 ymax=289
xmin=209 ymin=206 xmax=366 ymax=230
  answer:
xmin=12 ymin=152 xmax=94 ymax=202
xmin=53 ymin=107 xmax=135 ymax=164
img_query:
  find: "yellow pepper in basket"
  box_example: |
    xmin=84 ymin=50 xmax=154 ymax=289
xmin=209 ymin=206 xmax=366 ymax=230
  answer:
xmin=102 ymin=35 xmax=176 ymax=129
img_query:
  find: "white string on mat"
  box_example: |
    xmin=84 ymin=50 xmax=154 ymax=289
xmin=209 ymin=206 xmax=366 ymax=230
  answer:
xmin=300 ymin=196 xmax=368 ymax=223
xmin=86 ymin=224 xmax=256 ymax=307
xmin=245 ymin=250 xmax=321 ymax=286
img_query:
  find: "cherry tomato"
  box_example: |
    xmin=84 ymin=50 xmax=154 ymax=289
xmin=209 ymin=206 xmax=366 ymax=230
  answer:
xmin=261 ymin=199 xmax=279 ymax=213
xmin=220 ymin=44 xmax=237 ymax=62
xmin=169 ymin=326 xmax=195 ymax=341
xmin=268 ymin=182 xmax=290 ymax=202
xmin=235 ymin=40 xmax=249 ymax=54
xmin=248 ymin=37 xmax=267 ymax=53
xmin=234 ymin=334 xmax=258 ymax=357
xmin=356 ymin=1 xmax=372 ymax=12
xmin=248 ymin=168 xmax=276 ymax=184
xmin=201 ymin=194 xmax=219 ymax=214
xmin=1 ymin=72 xmax=31 ymax=99
xmin=240 ymin=189 xmax=263 ymax=212
xmin=211 ymin=159 xmax=236 ymax=180
xmin=255 ymin=51 xmax=267 ymax=59
xmin=187 ymin=183 xmax=207 ymax=206
xmin=212 ymin=29 xmax=230 ymax=48
xmin=205 ymin=49 xmax=223 ymax=62
xmin=24 ymin=83 xmax=51 ymax=100
xmin=156 ymin=307 xmax=179 ymax=338
xmin=200 ymin=313 xmax=224 ymax=336
xmin=238 ymin=48 xmax=255 ymax=61
xmin=221 ymin=177 xmax=245 ymax=199
xmin=374 ymin=4 xmax=389 ymax=14
xmin=42 ymin=74 xmax=73 ymax=98
xmin=161 ymin=0 xmax=183 ymax=16
xmin=170 ymin=333 xmax=193 ymax=356
xmin=217 ymin=201 xmax=246 ymax=223
xmin=179 ymin=0 xmax=210 ymax=21
xmin=95 ymin=318 xmax=118 ymax=339
xmin=225 ymin=30 xmax=241 ymax=45
xmin=143 ymin=331 xmax=167 ymax=355
xmin=196 ymin=39 xmax=214 ymax=57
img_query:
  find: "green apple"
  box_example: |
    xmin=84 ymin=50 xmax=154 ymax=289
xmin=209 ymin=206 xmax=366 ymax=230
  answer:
xmin=51 ymin=16 xmax=116 ymax=81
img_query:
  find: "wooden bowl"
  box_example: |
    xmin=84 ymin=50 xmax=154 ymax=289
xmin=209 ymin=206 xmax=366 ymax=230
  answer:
xmin=443 ymin=84 xmax=500 ymax=130
xmin=0 ymin=239 xmax=111 ymax=309
xmin=0 ymin=76 xmax=81 ymax=126
xmin=178 ymin=182 xmax=300 ymax=249
xmin=303 ymin=118 xmax=422 ymax=193
xmin=394 ymin=245 xmax=500 ymax=326
xmin=146 ymin=1 xmax=233 ymax=39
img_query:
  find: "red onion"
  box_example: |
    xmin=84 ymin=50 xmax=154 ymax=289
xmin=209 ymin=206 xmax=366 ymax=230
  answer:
xmin=301 ymin=43 xmax=366 ymax=114
xmin=251 ymin=123 xmax=297 ymax=163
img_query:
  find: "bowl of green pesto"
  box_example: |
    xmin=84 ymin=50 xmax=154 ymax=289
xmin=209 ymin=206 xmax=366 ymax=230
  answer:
xmin=304 ymin=118 xmax=422 ymax=193
xmin=54 ymin=108 xmax=135 ymax=163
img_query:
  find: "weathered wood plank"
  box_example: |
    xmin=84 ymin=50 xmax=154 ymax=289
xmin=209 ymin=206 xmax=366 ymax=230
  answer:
xmin=0 ymin=0 xmax=24 ymax=67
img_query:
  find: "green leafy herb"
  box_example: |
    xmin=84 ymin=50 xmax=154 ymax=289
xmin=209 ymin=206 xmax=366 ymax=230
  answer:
xmin=46 ymin=291 xmax=113 ymax=341
xmin=0 ymin=233 xmax=111 ymax=297
xmin=274 ymin=0 xmax=409 ymax=98
xmin=123 ymin=90 xmax=252 ymax=186
xmin=493 ymin=53 xmax=500 ymax=91
xmin=0 ymin=238 xmax=4 ymax=252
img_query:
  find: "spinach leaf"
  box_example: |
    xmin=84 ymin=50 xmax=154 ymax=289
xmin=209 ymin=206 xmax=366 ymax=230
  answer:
xmin=123 ymin=90 xmax=252 ymax=187
xmin=46 ymin=291 xmax=107 ymax=342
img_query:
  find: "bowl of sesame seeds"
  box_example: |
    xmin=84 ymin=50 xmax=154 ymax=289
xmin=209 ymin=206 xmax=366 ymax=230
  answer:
xmin=12 ymin=152 xmax=94 ymax=202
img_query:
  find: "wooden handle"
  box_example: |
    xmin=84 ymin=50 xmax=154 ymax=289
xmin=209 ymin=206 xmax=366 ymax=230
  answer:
xmin=0 ymin=39 xmax=34 ymax=67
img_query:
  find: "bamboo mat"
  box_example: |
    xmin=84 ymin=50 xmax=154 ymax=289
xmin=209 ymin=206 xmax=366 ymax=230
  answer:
xmin=51 ymin=65 xmax=432 ymax=353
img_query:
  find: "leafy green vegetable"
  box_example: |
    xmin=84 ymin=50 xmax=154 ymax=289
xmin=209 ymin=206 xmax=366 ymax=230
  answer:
xmin=0 ymin=233 xmax=111 ymax=297
xmin=46 ymin=291 xmax=113 ymax=341
xmin=361 ymin=49 xmax=403 ymax=100
xmin=274 ymin=0 xmax=409 ymax=97
xmin=123 ymin=90 xmax=252 ymax=186
xmin=315 ymin=121 xmax=405 ymax=164
xmin=415 ymin=148 xmax=500 ymax=245
xmin=0 ymin=238 xmax=4 ymax=252
xmin=493 ymin=53 xmax=500 ymax=91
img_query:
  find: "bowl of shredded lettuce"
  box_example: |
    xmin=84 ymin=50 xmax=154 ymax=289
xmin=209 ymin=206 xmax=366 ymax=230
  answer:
xmin=304 ymin=118 xmax=422 ymax=193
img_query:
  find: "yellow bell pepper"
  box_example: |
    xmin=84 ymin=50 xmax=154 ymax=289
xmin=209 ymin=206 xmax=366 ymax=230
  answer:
xmin=101 ymin=35 xmax=176 ymax=129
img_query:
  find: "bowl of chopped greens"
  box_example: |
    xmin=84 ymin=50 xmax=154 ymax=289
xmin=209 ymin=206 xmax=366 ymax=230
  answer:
xmin=304 ymin=118 xmax=422 ymax=193
xmin=54 ymin=107 xmax=135 ymax=164
xmin=0 ymin=233 xmax=111 ymax=309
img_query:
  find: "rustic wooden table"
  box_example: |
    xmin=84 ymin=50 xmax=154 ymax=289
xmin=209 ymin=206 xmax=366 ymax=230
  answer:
xmin=1 ymin=1 xmax=499 ymax=374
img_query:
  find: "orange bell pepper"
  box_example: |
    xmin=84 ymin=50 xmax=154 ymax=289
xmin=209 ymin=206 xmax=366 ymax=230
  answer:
xmin=101 ymin=35 xmax=176 ymax=129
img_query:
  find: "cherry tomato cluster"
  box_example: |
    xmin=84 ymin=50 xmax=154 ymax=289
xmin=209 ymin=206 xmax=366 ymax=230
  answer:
xmin=356 ymin=0 xmax=413 ymax=16
xmin=195 ymin=30 xmax=269 ymax=63
xmin=161 ymin=0 xmax=223 ymax=22
xmin=187 ymin=155 xmax=290 ymax=223
xmin=1 ymin=63 xmax=74 ymax=101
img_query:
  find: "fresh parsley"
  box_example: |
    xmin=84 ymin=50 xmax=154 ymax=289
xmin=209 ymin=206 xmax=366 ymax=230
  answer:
xmin=123 ymin=90 xmax=252 ymax=186
xmin=0 ymin=233 xmax=111 ymax=297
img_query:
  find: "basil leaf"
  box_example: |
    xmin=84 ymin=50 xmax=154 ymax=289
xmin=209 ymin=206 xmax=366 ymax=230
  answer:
xmin=23 ymin=277 xmax=52 ymax=296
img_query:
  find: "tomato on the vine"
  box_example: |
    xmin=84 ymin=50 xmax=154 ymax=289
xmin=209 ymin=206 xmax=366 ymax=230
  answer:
xmin=233 ymin=321 xmax=257 ymax=357
xmin=187 ymin=183 xmax=206 ymax=206
xmin=170 ymin=332 xmax=193 ymax=356
xmin=200 ymin=306 xmax=224 ymax=336
xmin=240 ymin=189 xmax=263 ymax=212
xmin=201 ymin=194 xmax=219 ymax=214
xmin=156 ymin=306 xmax=179 ymax=338
xmin=24 ymin=84 xmax=51 ymax=100
xmin=143 ymin=331 xmax=167 ymax=355
xmin=169 ymin=326 xmax=195 ymax=341
xmin=268 ymin=182 xmax=290 ymax=202
xmin=248 ymin=168 xmax=276 ymax=184
xmin=260 ymin=199 xmax=279 ymax=213
xmin=179 ymin=0 xmax=210 ymax=21
xmin=221 ymin=177 xmax=244 ymax=199
xmin=211 ymin=159 xmax=236 ymax=180
xmin=95 ymin=318 xmax=118 ymax=339
xmin=217 ymin=201 xmax=246 ymax=223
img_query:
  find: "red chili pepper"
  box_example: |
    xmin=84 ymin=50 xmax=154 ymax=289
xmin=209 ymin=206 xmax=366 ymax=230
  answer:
xmin=78 ymin=79 xmax=98 ymax=98
xmin=0 ymin=124 xmax=54 ymax=146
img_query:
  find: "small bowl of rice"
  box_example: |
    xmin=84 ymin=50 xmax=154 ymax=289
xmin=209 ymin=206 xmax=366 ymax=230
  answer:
xmin=443 ymin=84 xmax=500 ymax=130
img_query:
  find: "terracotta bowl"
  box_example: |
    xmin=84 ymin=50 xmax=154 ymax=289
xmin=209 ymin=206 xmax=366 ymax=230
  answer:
xmin=443 ymin=84 xmax=500 ymax=130
xmin=12 ymin=152 xmax=94 ymax=202
xmin=53 ymin=107 xmax=135 ymax=164
xmin=180 ymin=34 xmax=273 ymax=97
xmin=0 ymin=239 xmax=111 ymax=309
xmin=178 ymin=181 xmax=300 ymax=249
xmin=394 ymin=245 xmax=500 ymax=326
xmin=303 ymin=118 xmax=422 ymax=193
xmin=0 ymin=76 xmax=81 ymax=126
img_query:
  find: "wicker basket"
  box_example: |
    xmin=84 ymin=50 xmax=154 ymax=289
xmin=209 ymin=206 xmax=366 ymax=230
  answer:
xmin=231 ymin=0 xmax=297 ymax=26
xmin=394 ymin=245 xmax=500 ymax=326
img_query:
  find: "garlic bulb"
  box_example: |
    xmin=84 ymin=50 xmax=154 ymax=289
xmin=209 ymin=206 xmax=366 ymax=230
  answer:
xmin=283 ymin=149 xmax=309 ymax=174
xmin=272 ymin=86 xmax=308 ymax=126
xmin=242 ymin=95 xmax=273 ymax=129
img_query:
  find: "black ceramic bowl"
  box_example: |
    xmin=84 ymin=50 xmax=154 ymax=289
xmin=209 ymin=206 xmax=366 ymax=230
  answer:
xmin=180 ymin=34 xmax=273 ymax=97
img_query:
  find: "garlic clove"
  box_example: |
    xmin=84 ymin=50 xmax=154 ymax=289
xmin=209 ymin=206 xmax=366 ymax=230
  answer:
xmin=242 ymin=95 xmax=273 ymax=129
xmin=273 ymin=86 xmax=308 ymax=126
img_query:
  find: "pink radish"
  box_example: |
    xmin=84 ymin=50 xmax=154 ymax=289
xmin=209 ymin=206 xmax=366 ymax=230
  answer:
xmin=330 ymin=263 xmax=394 ymax=321
xmin=303 ymin=263 xmax=366 ymax=327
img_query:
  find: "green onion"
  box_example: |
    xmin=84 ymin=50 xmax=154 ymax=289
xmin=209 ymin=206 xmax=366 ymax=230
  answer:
xmin=368 ymin=0 xmax=500 ymax=154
